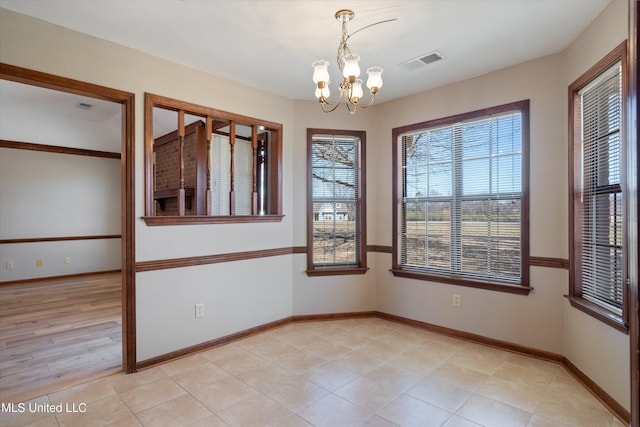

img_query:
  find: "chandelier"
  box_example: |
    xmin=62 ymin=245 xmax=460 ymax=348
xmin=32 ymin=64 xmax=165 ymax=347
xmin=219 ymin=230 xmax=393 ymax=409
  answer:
xmin=312 ymin=9 xmax=383 ymax=114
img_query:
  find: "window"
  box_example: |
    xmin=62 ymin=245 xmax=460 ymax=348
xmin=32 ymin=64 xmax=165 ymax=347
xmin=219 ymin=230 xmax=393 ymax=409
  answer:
xmin=568 ymin=42 xmax=628 ymax=331
xmin=307 ymin=129 xmax=367 ymax=275
xmin=391 ymin=101 xmax=530 ymax=294
xmin=144 ymin=93 xmax=283 ymax=225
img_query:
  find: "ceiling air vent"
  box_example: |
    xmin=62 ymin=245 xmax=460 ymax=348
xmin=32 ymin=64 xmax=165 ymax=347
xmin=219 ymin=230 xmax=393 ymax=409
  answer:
xmin=76 ymin=102 xmax=94 ymax=110
xmin=400 ymin=51 xmax=444 ymax=70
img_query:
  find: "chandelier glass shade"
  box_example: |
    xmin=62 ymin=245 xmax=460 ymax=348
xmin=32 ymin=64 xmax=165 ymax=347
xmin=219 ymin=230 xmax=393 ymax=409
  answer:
xmin=312 ymin=9 xmax=383 ymax=113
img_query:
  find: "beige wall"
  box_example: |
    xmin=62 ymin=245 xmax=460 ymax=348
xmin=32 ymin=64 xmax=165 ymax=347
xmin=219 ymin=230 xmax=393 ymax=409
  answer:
xmin=370 ymin=52 xmax=567 ymax=354
xmin=291 ymin=102 xmax=377 ymax=315
xmin=0 ymin=0 xmax=630 ymax=410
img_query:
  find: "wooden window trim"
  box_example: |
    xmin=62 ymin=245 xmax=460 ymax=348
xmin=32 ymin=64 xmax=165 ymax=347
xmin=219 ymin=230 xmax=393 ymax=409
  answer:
xmin=306 ymin=128 xmax=367 ymax=276
xmin=568 ymin=41 xmax=629 ymax=330
xmin=391 ymin=100 xmax=531 ymax=294
xmin=143 ymin=93 xmax=283 ymax=224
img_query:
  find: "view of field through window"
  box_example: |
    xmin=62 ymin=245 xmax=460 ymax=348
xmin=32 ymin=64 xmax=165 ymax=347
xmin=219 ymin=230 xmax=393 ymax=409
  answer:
xmin=401 ymin=111 xmax=524 ymax=283
xmin=311 ymin=134 xmax=359 ymax=267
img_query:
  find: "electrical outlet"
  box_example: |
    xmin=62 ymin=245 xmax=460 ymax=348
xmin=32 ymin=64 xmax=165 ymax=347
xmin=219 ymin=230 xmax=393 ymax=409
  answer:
xmin=36 ymin=259 xmax=43 ymax=267
xmin=65 ymin=257 xmax=71 ymax=264
xmin=195 ymin=303 xmax=205 ymax=318
xmin=452 ymin=294 xmax=461 ymax=307
xmin=5 ymin=261 xmax=13 ymax=270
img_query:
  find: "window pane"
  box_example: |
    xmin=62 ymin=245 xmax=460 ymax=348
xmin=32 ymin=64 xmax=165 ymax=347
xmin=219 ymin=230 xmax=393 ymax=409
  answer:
xmin=398 ymin=103 xmax=525 ymax=286
xmin=576 ymin=60 xmax=624 ymax=315
xmin=313 ymin=202 xmax=357 ymax=266
xmin=311 ymin=133 xmax=361 ymax=268
xmin=463 ymin=158 xmax=490 ymax=195
xmin=426 ymin=201 xmax=451 ymax=269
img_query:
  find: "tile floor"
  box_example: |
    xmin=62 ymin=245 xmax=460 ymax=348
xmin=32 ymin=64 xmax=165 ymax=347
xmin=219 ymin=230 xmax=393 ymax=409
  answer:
xmin=0 ymin=318 xmax=625 ymax=427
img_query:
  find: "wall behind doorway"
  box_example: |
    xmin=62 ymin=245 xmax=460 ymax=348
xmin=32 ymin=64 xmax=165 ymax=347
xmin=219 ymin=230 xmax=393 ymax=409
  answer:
xmin=0 ymin=80 xmax=122 ymax=282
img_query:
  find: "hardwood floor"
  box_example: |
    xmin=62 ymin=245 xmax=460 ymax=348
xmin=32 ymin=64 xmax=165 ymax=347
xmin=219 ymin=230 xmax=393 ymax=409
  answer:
xmin=0 ymin=272 xmax=122 ymax=403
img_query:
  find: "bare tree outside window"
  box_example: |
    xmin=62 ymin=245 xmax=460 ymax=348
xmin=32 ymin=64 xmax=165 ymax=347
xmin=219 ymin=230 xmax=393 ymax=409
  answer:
xmin=392 ymin=101 xmax=530 ymax=291
xmin=307 ymin=129 xmax=367 ymax=275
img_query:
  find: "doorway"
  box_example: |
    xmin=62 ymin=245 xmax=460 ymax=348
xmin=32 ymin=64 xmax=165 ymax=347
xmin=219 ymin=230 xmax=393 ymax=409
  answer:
xmin=0 ymin=64 xmax=136 ymax=393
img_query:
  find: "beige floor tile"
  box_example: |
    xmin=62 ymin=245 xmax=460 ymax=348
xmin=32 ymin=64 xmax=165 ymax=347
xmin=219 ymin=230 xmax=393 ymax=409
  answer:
xmin=499 ymin=354 xmax=563 ymax=381
xmin=431 ymin=362 xmax=490 ymax=392
xmin=215 ymin=392 xmax=292 ymax=426
xmin=359 ymin=339 xmax=407 ymax=359
xmin=158 ymin=354 xmax=212 ymax=377
xmin=335 ymin=376 xmax=407 ymax=411
xmin=106 ymin=367 xmax=168 ymax=394
xmin=491 ymin=359 xmax=559 ymax=389
xmin=373 ymin=330 xmax=426 ymax=349
xmin=212 ymin=350 xmax=266 ymax=376
xmin=246 ymin=339 xmax=299 ymax=361
xmin=441 ymin=415 xmax=482 ymax=426
xmin=235 ymin=332 xmax=279 ymax=350
xmin=105 ymin=414 xmax=143 ymax=426
xmin=477 ymin=374 xmax=551 ymax=413
xmin=456 ymin=394 xmax=533 ymax=427
xmin=447 ymin=344 xmax=510 ymax=375
xmin=233 ymin=362 xmax=293 ymax=388
xmin=412 ymin=338 xmax=463 ymax=359
xmin=199 ymin=343 xmax=248 ymax=362
xmin=406 ymin=377 xmax=472 ymax=412
xmin=360 ymin=414 xmax=400 ymax=426
xmin=544 ymin=375 xmax=608 ymax=409
xmin=303 ymin=361 xmax=361 ymax=391
xmin=534 ymin=394 xmax=615 ymax=427
xmin=48 ymin=377 xmax=116 ymax=405
xmin=328 ymin=331 xmax=378 ymax=350
xmin=170 ymin=360 xmax=231 ymax=390
xmin=135 ymin=394 xmax=213 ymax=427
xmin=365 ymin=363 xmax=424 ymax=391
xmin=334 ymin=348 xmax=387 ymax=376
xmin=248 ymin=372 xmax=329 ymax=411
xmin=274 ymin=412 xmax=314 ymax=427
xmin=55 ymin=395 xmax=133 ymax=427
xmin=185 ymin=413 xmax=228 ymax=427
xmin=302 ymin=338 xmax=353 ymax=359
xmin=118 ymin=377 xmax=186 ymax=414
xmin=306 ymin=321 xmax=351 ymax=339
xmin=375 ymin=393 xmax=452 ymax=427
xmin=278 ymin=331 xmax=325 ymax=349
xmin=188 ymin=375 xmax=262 ymax=413
xmin=526 ymin=414 xmax=573 ymax=427
xmin=297 ymin=393 xmax=372 ymax=427
xmin=105 ymin=414 xmax=143 ymax=427
xmin=393 ymin=347 xmax=448 ymax=375
xmin=272 ymin=348 xmax=327 ymax=375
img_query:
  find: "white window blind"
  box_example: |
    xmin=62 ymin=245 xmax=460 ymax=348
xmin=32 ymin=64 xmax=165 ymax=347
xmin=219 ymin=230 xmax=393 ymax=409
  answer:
xmin=210 ymin=134 xmax=230 ymax=215
xmin=311 ymin=134 xmax=359 ymax=267
xmin=401 ymin=110 xmax=523 ymax=284
xmin=234 ymin=139 xmax=253 ymax=215
xmin=578 ymin=61 xmax=624 ymax=314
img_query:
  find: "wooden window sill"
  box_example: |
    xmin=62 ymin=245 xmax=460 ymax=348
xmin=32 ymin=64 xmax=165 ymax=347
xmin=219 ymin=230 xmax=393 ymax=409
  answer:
xmin=390 ymin=269 xmax=532 ymax=295
xmin=306 ymin=267 xmax=369 ymax=277
xmin=565 ymin=295 xmax=628 ymax=334
xmin=142 ymin=215 xmax=284 ymax=226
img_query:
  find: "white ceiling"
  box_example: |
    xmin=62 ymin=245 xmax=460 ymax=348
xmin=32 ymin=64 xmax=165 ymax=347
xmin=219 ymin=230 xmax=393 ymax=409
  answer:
xmin=0 ymin=0 xmax=611 ymax=103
